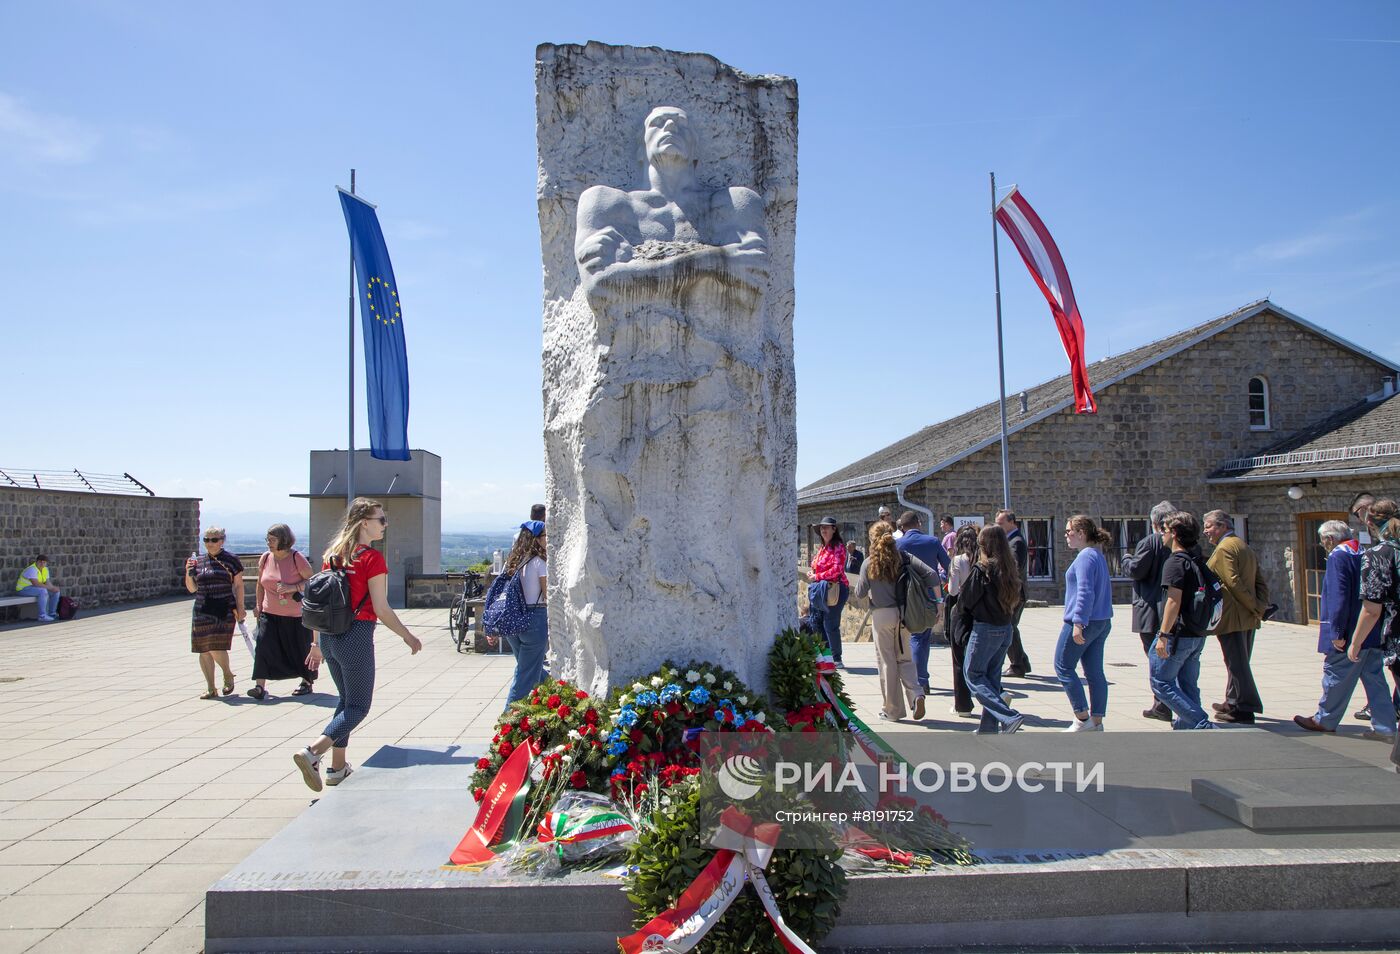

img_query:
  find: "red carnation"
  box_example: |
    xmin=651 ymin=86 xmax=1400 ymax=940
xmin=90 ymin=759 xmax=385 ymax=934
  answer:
xmin=499 ymin=740 xmax=515 ymax=757
xmin=472 ymin=787 xmax=485 ymax=802
xmin=519 ymin=716 xmax=531 ymax=731
xmin=652 ymin=709 xmax=665 ymax=723
xmin=575 ymin=689 xmax=588 ymax=700
xmin=584 ymin=708 xmax=599 ymax=724
xmin=547 ymin=694 xmax=562 ymax=708
xmin=475 ymin=757 xmax=490 ymax=771
xmin=593 ymin=740 xmax=603 ymax=749
xmin=629 ymin=729 xmax=642 ymax=742
xmin=557 ymin=705 xmax=572 ymax=720
xmin=569 ymin=770 xmax=588 ymax=789
xmin=666 ymin=702 xmax=682 ymax=716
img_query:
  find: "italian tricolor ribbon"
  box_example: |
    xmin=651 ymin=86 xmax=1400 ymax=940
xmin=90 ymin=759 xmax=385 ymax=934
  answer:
xmin=617 ymin=807 xmax=815 ymax=954
xmin=448 ymin=736 xmax=540 ymax=867
xmin=537 ymin=807 xmax=634 ymax=858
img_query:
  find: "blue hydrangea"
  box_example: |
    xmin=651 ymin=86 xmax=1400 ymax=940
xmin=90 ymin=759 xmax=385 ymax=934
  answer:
xmin=616 ymin=708 xmax=639 ymax=728
xmin=607 ymin=741 xmax=630 ymax=757
xmin=635 ymin=690 xmax=659 ymax=707
xmin=688 ymin=686 xmax=710 ymax=705
xmin=659 ymin=683 xmax=683 ymax=703
xmin=733 ymin=713 xmax=747 ymax=728
xmin=606 ymin=729 xmax=622 ymax=744
xmin=715 ymin=698 xmax=733 ymax=713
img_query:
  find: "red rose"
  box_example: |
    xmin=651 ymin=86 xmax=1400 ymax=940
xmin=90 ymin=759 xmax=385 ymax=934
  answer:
xmin=476 ymin=757 xmax=491 ymax=771
xmin=499 ymin=740 xmax=515 ymax=757
xmin=666 ymin=702 xmax=682 ymax=716
xmin=519 ymin=716 xmax=531 ymax=731
xmin=652 ymin=709 xmax=665 ymax=723
xmin=569 ymin=770 xmax=588 ymax=789
xmin=472 ymin=787 xmax=484 ymax=802
xmin=584 ymin=709 xmax=599 ymax=724
xmin=557 ymin=705 xmax=572 ymax=720
xmin=575 ymin=689 xmax=588 ymax=700
xmin=721 ymin=709 xmax=734 ymax=723
xmin=593 ymin=740 xmax=603 ymax=749
xmin=547 ymin=694 xmax=562 ymax=708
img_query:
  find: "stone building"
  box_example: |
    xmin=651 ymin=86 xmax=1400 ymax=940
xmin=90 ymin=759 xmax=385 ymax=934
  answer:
xmin=797 ymin=300 xmax=1400 ymax=623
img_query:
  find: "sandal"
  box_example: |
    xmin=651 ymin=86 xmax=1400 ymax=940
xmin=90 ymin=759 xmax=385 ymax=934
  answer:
xmin=248 ymin=685 xmax=267 ymax=700
xmin=292 ymin=681 xmax=312 ymax=696
xmin=200 ymin=688 xmax=219 ymax=700
xmin=222 ymin=675 xmax=237 ymax=696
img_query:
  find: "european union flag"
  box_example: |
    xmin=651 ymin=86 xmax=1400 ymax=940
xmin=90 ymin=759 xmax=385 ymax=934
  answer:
xmin=339 ymin=189 xmax=410 ymax=461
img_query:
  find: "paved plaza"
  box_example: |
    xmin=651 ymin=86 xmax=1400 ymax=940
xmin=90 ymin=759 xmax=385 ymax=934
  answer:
xmin=1 ymin=600 xmax=1397 ymax=953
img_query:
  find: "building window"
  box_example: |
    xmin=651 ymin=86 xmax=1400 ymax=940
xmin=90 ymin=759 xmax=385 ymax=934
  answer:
xmin=1101 ymin=517 xmax=1150 ymax=579
xmin=1022 ymin=518 xmax=1054 ymax=580
xmin=1248 ymin=376 xmax=1270 ymax=430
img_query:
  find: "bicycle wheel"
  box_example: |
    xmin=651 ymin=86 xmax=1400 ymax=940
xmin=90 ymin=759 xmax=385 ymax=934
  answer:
xmin=449 ymin=598 xmax=465 ymax=651
xmin=454 ymin=599 xmax=473 ymax=651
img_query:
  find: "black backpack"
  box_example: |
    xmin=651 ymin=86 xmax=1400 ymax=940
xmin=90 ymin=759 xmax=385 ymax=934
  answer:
xmin=301 ymin=550 xmax=369 ymax=636
xmin=1172 ymin=555 xmax=1225 ymax=638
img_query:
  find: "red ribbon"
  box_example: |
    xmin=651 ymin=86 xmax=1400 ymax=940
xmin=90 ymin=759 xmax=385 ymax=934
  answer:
xmin=449 ymin=736 xmax=539 ymax=866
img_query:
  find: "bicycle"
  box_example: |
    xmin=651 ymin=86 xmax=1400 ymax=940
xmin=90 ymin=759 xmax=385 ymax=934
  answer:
xmin=448 ymin=569 xmax=486 ymax=652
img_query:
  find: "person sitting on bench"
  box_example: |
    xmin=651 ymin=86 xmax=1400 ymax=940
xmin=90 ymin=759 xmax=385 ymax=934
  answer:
xmin=15 ymin=555 xmax=61 ymax=622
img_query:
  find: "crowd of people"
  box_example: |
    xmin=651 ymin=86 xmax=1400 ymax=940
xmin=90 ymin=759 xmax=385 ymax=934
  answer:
xmin=164 ymin=487 xmax=1400 ymax=791
xmin=805 ymin=493 xmax=1400 ymax=752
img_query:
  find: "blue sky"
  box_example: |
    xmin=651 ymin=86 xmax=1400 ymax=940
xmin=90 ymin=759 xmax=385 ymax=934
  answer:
xmin=3 ymin=1 xmax=1398 ymax=532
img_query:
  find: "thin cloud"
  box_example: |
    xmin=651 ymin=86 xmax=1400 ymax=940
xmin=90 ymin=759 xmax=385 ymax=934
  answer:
xmin=1242 ymin=207 xmax=1381 ymax=264
xmin=0 ymin=92 xmax=100 ymax=164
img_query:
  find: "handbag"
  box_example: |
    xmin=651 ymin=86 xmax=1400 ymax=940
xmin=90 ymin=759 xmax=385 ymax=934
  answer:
xmin=825 ymin=581 xmax=841 ymax=607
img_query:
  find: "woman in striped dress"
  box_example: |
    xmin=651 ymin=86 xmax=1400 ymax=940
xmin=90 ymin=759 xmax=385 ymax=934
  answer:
xmin=184 ymin=526 xmax=245 ymax=699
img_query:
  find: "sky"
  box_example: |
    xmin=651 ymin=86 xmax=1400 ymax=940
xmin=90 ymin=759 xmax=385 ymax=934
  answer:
xmin=3 ymin=1 xmax=1399 ymax=532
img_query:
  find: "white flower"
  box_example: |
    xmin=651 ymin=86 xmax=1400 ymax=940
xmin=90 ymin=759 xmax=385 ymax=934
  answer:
xmin=722 ymin=681 xmax=733 ymax=691
xmin=754 ymin=712 xmax=766 ymax=724
xmin=651 ymin=676 xmax=663 ymax=687
xmin=632 ymin=682 xmax=646 ymax=692
xmin=619 ymin=694 xmax=632 ymax=706
xmin=568 ymin=729 xmax=581 ymax=740
xmin=737 ymin=695 xmax=748 ymax=705
xmin=686 ymin=670 xmax=701 ymax=683
xmin=703 ymin=673 xmax=716 ymax=685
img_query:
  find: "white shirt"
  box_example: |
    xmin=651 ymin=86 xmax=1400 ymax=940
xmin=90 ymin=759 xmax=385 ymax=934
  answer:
xmin=520 ymin=557 xmax=547 ymax=606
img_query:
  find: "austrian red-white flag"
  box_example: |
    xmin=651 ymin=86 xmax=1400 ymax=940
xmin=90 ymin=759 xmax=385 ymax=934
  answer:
xmin=995 ymin=187 xmax=1097 ymax=413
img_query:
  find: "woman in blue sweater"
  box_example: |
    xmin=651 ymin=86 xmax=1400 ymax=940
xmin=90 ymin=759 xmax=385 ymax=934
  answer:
xmin=1056 ymin=514 xmax=1115 ymax=731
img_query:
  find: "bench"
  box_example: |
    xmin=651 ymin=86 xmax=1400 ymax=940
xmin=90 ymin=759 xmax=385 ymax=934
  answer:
xmin=0 ymin=595 xmax=39 ymax=621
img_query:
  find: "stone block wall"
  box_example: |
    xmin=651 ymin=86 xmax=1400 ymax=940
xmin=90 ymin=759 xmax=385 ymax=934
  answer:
xmin=405 ymin=572 xmax=499 ymax=609
xmin=0 ymin=487 xmax=199 ymax=620
xmin=799 ymin=309 xmax=1396 ymax=623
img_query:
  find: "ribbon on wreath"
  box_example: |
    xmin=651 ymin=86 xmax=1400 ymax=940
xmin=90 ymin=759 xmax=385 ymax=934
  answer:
xmin=447 ymin=736 xmax=540 ymax=867
xmin=617 ymin=806 xmax=817 ymax=954
xmin=839 ymin=825 xmax=914 ymax=866
xmin=537 ymin=806 xmax=635 ymax=859
xmin=814 ymin=654 xmax=902 ymax=765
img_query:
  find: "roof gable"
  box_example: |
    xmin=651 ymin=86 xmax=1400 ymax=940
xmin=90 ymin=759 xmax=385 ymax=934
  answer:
xmin=800 ymin=300 xmax=1399 ymax=503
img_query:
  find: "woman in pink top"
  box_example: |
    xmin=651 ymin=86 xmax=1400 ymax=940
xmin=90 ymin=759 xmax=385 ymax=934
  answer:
xmin=249 ymin=524 xmax=317 ymax=700
xmin=808 ymin=516 xmax=850 ymax=667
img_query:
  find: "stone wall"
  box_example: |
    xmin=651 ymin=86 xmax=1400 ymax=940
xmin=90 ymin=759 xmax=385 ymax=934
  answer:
xmin=405 ymin=572 xmax=500 ymax=609
xmin=800 ymin=309 xmax=1396 ymax=623
xmin=0 ymin=487 xmax=199 ymax=620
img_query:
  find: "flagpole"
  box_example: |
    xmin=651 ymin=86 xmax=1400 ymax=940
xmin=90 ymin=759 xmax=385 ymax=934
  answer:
xmin=991 ymin=171 xmax=1011 ymax=511
xmin=347 ymin=168 xmax=356 ymax=509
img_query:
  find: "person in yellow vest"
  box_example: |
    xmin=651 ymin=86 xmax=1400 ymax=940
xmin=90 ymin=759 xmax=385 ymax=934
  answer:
xmin=16 ymin=555 xmax=61 ymax=622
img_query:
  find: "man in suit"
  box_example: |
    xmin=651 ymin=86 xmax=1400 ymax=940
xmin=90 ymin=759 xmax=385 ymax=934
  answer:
xmin=1204 ymin=510 xmax=1269 ymax=724
xmin=996 ymin=510 xmax=1032 ymax=677
xmin=1121 ymin=501 xmax=1176 ymax=721
xmin=895 ymin=512 xmax=951 ymax=703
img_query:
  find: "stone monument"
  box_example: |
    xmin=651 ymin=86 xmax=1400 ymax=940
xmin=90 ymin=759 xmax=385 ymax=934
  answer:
xmin=537 ymin=42 xmax=798 ymax=694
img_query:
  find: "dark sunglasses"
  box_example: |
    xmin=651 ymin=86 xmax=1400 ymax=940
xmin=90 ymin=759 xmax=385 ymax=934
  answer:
xmin=371 ymin=516 xmax=388 ymax=525
xmin=203 ymin=536 xmax=224 ymax=542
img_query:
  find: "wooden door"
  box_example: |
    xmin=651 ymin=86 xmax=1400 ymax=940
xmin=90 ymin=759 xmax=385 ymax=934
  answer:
xmin=1296 ymin=512 xmax=1346 ymax=624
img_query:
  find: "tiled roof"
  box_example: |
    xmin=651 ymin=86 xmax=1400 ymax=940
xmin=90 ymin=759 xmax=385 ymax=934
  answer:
xmin=1210 ymin=393 xmax=1400 ymax=480
xmin=799 ymin=300 xmax=1272 ymax=504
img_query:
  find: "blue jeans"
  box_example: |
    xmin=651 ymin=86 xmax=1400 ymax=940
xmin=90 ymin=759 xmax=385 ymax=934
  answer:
xmin=910 ymin=629 xmax=933 ymax=691
xmin=963 ymin=621 xmax=1019 ymax=731
xmin=18 ymin=586 xmax=59 ymax=618
xmin=1054 ymin=618 xmax=1112 ymax=717
xmin=1149 ymin=635 xmax=1211 ymax=729
xmin=320 ymin=620 xmax=376 ymax=747
xmin=1316 ymin=648 xmax=1397 ymax=732
xmin=505 ymin=605 xmax=549 ymax=708
xmin=811 ymin=582 xmax=848 ymax=663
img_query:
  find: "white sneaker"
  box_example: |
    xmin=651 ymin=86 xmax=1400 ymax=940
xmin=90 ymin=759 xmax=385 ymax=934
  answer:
xmin=950 ymin=706 xmax=977 ymax=718
xmin=292 ymin=747 xmax=323 ymax=792
xmin=1065 ymin=718 xmax=1104 ymax=732
xmin=325 ymin=764 xmax=354 ymax=786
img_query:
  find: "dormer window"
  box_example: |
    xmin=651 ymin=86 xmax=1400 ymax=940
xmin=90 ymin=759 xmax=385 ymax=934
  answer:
xmin=1248 ymin=376 xmax=1270 ymax=430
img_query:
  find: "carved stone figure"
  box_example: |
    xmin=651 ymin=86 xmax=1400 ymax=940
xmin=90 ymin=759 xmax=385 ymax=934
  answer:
xmin=538 ymin=43 xmax=797 ymax=694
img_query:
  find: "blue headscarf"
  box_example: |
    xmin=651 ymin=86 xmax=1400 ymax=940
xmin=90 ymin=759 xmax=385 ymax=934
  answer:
xmin=520 ymin=520 xmax=545 ymax=537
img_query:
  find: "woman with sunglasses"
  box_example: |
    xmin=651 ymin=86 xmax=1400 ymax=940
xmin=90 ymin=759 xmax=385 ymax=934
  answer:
xmin=292 ymin=498 xmax=422 ymax=792
xmin=184 ymin=527 xmax=245 ymax=700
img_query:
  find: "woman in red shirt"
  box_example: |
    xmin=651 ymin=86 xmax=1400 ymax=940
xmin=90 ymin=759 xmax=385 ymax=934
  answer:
xmin=292 ymin=498 xmax=423 ymax=792
xmin=808 ymin=516 xmax=849 ymax=667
